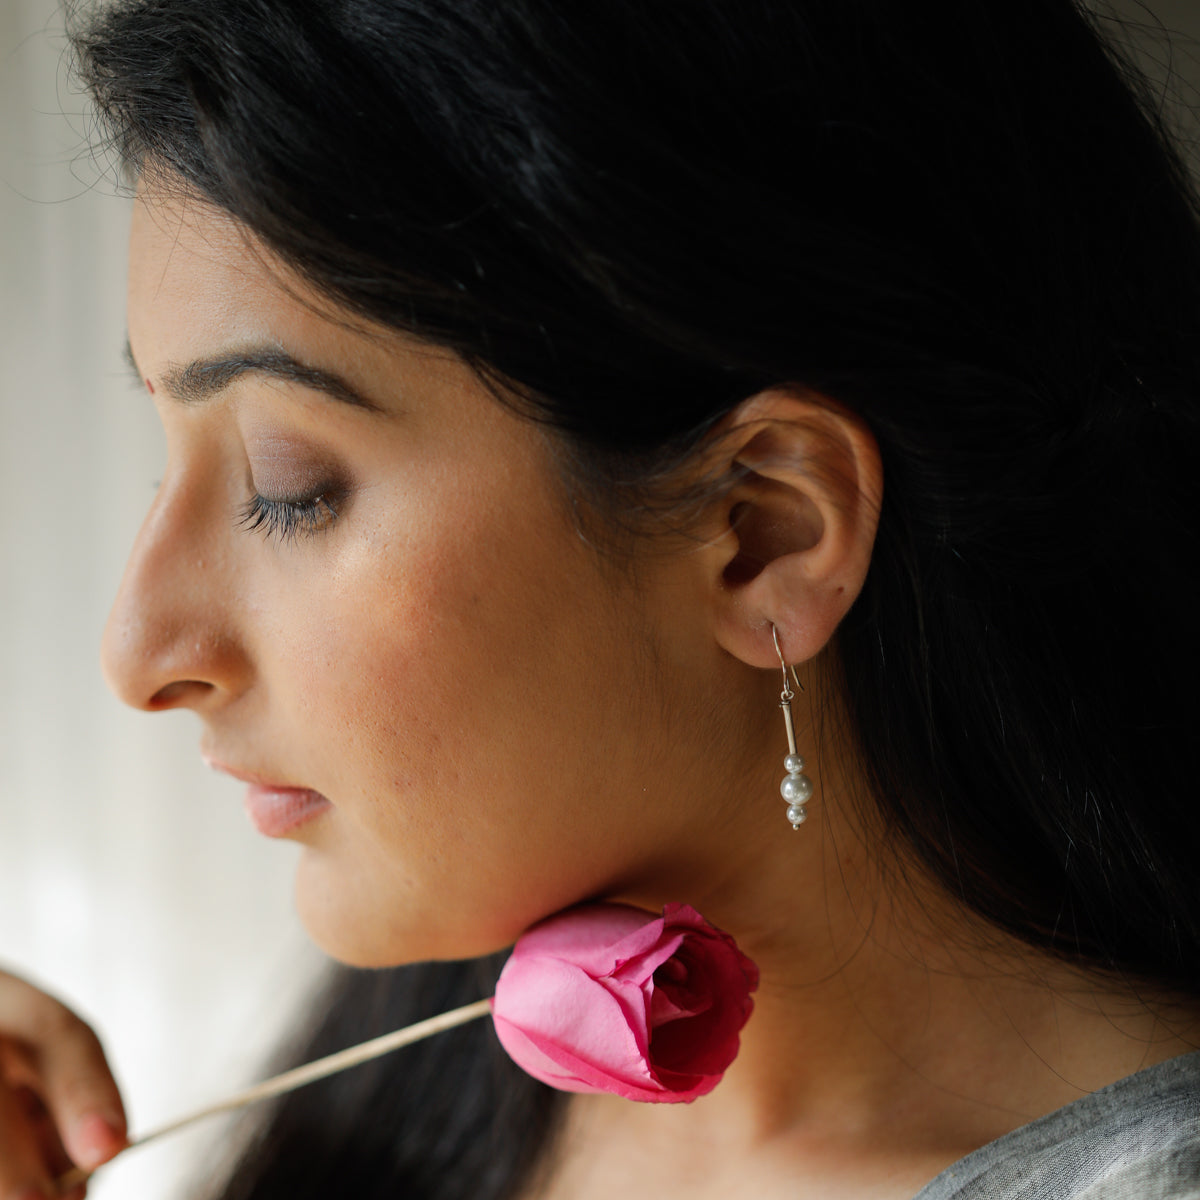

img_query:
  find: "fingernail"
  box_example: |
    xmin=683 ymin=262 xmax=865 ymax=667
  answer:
xmin=73 ymin=1112 xmax=124 ymax=1167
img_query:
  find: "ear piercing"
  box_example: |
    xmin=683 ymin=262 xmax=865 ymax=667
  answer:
xmin=772 ymin=625 xmax=813 ymax=830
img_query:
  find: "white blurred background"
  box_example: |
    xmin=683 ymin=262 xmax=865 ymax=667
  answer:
xmin=1 ymin=1 xmax=1198 ymax=1198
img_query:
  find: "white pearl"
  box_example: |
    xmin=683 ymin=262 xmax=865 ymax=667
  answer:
xmin=784 ymin=753 xmax=806 ymax=774
xmin=787 ymin=804 xmax=808 ymax=825
xmin=780 ymin=773 xmax=813 ymax=802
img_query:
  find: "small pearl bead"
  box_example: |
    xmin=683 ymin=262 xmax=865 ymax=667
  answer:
xmin=780 ymin=773 xmax=813 ymax=802
xmin=787 ymin=804 xmax=808 ymax=825
xmin=784 ymin=753 xmax=806 ymax=774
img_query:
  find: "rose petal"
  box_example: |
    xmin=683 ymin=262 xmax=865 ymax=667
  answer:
xmin=494 ymin=901 xmax=760 ymax=1105
xmin=497 ymin=1022 xmax=673 ymax=1099
xmin=662 ymin=906 xmax=760 ymax=1000
xmin=596 ymin=975 xmax=654 ymax=1062
xmin=607 ymin=928 xmax=685 ymax=986
xmin=651 ymin=1066 xmax=723 ymax=1101
xmin=650 ymin=976 xmax=704 ymax=1026
xmin=494 ymin=957 xmax=653 ymax=1087
xmin=491 ymin=1017 xmax=607 ymax=1093
xmin=507 ymin=1024 xmax=722 ymax=1103
xmin=509 ymin=904 xmax=664 ymax=978
xmin=650 ymin=939 xmax=755 ymax=1075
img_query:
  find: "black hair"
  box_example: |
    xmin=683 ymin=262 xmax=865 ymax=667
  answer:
xmin=206 ymin=955 xmax=562 ymax=1200
xmin=71 ymin=2 xmax=1200 ymax=1198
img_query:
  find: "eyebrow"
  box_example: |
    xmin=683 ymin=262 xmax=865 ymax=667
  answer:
xmin=123 ymin=339 xmax=386 ymax=413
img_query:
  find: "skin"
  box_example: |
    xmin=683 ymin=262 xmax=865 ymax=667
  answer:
xmin=0 ymin=971 xmax=124 ymax=1199
xmin=0 ymin=188 xmax=1195 ymax=1199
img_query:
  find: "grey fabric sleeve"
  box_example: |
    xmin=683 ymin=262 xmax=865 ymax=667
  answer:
xmin=914 ymin=1053 xmax=1200 ymax=1200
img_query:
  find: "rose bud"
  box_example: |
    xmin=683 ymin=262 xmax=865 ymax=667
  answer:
xmin=491 ymin=902 xmax=759 ymax=1103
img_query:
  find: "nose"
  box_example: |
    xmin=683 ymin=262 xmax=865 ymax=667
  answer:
xmin=101 ymin=477 xmax=251 ymax=714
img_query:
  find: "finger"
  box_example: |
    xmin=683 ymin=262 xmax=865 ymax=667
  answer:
xmin=0 ymin=984 xmax=127 ymax=1172
xmin=31 ymin=1024 xmax=126 ymax=1172
xmin=11 ymin=1087 xmax=75 ymax=1181
xmin=51 ymin=1167 xmax=90 ymax=1198
xmin=0 ymin=1038 xmax=41 ymax=1091
xmin=0 ymin=1082 xmax=53 ymax=1199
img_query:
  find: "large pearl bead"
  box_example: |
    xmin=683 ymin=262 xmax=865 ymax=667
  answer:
xmin=780 ymin=772 xmax=813 ymax=803
xmin=787 ymin=804 xmax=808 ymax=825
xmin=784 ymin=753 xmax=806 ymax=774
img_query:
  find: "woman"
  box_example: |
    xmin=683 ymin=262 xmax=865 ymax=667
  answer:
xmin=1 ymin=0 xmax=1198 ymax=1196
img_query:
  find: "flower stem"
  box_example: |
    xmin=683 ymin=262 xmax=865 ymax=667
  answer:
xmin=56 ymin=997 xmax=494 ymax=1194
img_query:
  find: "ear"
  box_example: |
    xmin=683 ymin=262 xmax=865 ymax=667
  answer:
xmin=703 ymin=389 xmax=883 ymax=670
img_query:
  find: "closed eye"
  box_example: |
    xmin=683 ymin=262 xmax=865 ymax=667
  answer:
xmin=237 ymin=490 xmax=345 ymax=542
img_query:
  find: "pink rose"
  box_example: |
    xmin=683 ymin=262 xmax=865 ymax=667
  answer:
xmin=491 ymin=902 xmax=759 ymax=1103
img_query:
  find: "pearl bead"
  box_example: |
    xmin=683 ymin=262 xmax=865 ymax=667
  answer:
xmin=780 ymin=773 xmax=813 ymax=803
xmin=783 ymin=753 xmax=806 ymax=774
xmin=787 ymin=804 xmax=808 ymax=825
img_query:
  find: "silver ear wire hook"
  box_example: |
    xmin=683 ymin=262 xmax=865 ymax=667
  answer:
xmin=772 ymin=624 xmax=794 ymax=708
xmin=770 ymin=624 xmax=813 ymax=830
xmin=771 ymin=624 xmax=803 ymax=706
xmin=772 ymin=625 xmax=797 ymax=753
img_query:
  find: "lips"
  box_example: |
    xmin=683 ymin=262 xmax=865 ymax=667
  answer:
xmin=242 ymin=784 xmax=332 ymax=837
xmin=205 ymin=757 xmax=332 ymax=838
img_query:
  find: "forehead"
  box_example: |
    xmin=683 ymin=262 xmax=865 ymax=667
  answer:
xmin=128 ymin=193 xmax=335 ymax=359
xmin=125 ymin=190 xmax=540 ymax=448
xmin=126 ymin=190 xmax=461 ymax=408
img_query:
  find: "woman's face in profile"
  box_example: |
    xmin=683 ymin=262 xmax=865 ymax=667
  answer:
xmin=108 ymin=192 xmax=749 ymax=967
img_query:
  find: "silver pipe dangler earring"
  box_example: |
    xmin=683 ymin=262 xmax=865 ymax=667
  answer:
xmin=772 ymin=624 xmax=813 ymax=830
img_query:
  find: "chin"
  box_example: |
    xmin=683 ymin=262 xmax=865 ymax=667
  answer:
xmin=292 ymin=856 xmax=519 ymax=968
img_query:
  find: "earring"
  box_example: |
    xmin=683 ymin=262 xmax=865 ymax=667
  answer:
xmin=772 ymin=625 xmax=813 ymax=830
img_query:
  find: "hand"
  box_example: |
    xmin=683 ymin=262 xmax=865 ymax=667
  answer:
xmin=0 ymin=970 xmax=126 ymax=1199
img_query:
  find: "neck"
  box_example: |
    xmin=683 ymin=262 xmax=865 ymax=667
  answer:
xmin=591 ymin=723 xmax=1200 ymax=1197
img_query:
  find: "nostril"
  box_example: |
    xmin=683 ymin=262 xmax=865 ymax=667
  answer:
xmin=148 ymin=680 xmax=215 ymax=710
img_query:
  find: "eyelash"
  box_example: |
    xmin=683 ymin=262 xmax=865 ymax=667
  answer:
xmin=238 ymin=490 xmax=344 ymax=542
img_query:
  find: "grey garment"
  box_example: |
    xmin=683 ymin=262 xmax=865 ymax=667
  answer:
xmin=914 ymin=1053 xmax=1200 ymax=1200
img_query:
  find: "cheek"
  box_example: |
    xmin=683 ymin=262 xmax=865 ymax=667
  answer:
xmin=257 ymin=469 xmax=652 ymax=962
xmin=291 ymin=479 xmax=574 ymax=794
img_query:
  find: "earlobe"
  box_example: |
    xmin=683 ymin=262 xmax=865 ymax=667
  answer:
xmin=706 ymin=390 xmax=883 ymax=671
